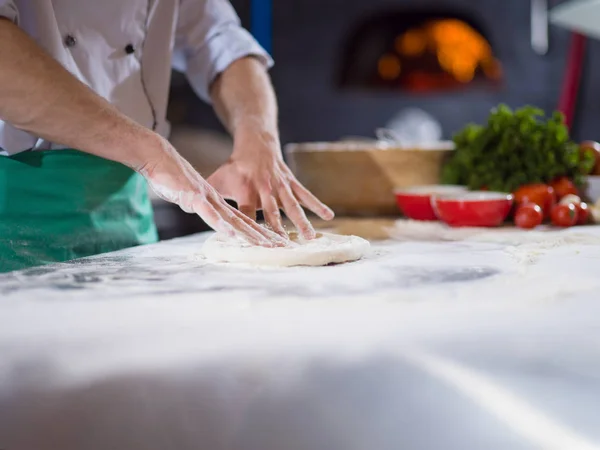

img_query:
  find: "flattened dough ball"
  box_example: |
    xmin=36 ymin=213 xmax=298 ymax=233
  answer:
xmin=202 ymin=231 xmax=370 ymax=267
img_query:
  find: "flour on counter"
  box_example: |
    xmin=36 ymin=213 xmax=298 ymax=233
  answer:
xmin=390 ymin=219 xmax=600 ymax=244
xmin=2 ymin=226 xmax=600 ymax=387
xmin=388 ymin=220 xmax=600 ymax=267
xmin=201 ymin=231 xmax=371 ymax=267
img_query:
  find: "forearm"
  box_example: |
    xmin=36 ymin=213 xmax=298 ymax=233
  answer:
xmin=209 ymin=57 xmax=279 ymax=153
xmin=0 ymin=18 xmax=159 ymax=168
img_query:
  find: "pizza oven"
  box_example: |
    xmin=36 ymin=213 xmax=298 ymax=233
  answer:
xmin=265 ymin=0 xmax=599 ymax=143
xmin=336 ymin=8 xmax=502 ymax=93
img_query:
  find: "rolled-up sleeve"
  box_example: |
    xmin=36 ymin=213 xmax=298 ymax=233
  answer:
xmin=0 ymin=0 xmax=19 ymax=23
xmin=173 ymin=0 xmax=273 ymax=103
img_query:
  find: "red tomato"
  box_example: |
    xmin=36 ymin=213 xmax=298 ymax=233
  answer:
xmin=514 ymin=203 xmax=543 ymax=229
xmin=550 ymin=203 xmax=578 ymax=227
xmin=559 ymin=195 xmax=589 ymax=225
xmin=550 ymin=177 xmax=578 ymax=200
xmin=577 ymin=202 xmax=590 ymax=225
xmin=513 ymin=184 xmax=556 ymax=217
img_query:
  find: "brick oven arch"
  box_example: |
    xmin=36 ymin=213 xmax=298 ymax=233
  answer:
xmin=337 ymin=8 xmax=503 ymax=92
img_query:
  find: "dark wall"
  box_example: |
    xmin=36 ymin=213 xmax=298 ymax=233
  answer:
xmin=169 ymin=0 xmax=600 ymax=145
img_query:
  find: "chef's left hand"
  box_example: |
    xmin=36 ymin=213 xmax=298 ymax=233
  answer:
xmin=207 ymin=126 xmax=334 ymax=240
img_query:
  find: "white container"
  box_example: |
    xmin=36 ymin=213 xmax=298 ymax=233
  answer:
xmin=585 ymin=175 xmax=600 ymax=204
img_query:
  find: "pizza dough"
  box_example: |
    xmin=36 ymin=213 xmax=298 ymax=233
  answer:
xmin=202 ymin=231 xmax=371 ymax=267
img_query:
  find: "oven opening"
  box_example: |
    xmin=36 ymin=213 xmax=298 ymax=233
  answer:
xmin=337 ymin=9 xmax=503 ymax=93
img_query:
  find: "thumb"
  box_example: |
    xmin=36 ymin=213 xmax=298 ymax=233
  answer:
xmin=206 ymin=170 xmax=224 ymax=190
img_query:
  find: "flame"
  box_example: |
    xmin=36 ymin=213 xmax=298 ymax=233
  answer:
xmin=383 ymin=18 xmax=501 ymax=87
xmin=395 ymin=29 xmax=427 ymax=56
xmin=378 ymin=54 xmax=402 ymax=80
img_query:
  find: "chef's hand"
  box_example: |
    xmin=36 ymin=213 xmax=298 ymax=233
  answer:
xmin=207 ymin=125 xmax=334 ymax=240
xmin=139 ymin=136 xmax=286 ymax=247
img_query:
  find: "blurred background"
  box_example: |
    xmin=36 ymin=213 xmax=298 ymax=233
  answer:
xmin=155 ymin=0 xmax=598 ymax=239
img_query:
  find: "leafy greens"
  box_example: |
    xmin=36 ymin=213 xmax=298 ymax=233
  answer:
xmin=441 ymin=104 xmax=594 ymax=193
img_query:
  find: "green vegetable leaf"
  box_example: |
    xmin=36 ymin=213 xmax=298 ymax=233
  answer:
xmin=441 ymin=104 xmax=589 ymax=193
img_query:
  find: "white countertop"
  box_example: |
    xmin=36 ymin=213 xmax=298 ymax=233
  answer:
xmin=2 ymin=222 xmax=600 ymax=449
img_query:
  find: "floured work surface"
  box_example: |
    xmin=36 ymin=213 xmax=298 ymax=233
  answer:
xmin=3 ymin=223 xmax=600 ymax=449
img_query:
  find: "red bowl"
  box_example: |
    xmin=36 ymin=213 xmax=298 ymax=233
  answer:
xmin=432 ymin=191 xmax=514 ymax=227
xmin=394 ymin=185 xmax=468 ymax=221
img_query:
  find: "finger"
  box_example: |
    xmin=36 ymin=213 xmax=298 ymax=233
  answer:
xmin=194 ymin=200 xmax=236 ymax=238
xmin=259 ymin=189 xmax=287 ymax=237
xmin=227 ymin=204 xmax=288 ymax=246
xmin=290 ymin=179 xmax=335 ymax=220
xmin=278 ymin=183 xmax=316 ymax=240
xmin=193 ymin=195 xmax=272 ymax=247
xmin=202 ymin=185 xmax=286 ymax=246
xmin=213 ymin=202 xmax=275 ymax=247
xmin=213 ymin=198 xmax=287 ymax=247
xmin=204 ymin=184 xmax=283 ymax=242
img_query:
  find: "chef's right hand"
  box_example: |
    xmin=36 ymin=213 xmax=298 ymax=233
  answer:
xmin=138 ymin=136 xmax=286 ymax=248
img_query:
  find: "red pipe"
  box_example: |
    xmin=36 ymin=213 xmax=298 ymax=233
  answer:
xmin=557 ymin=32 xmax=587 ymax=130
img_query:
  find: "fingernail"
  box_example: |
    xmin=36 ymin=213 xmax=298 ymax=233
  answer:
xmin=272 ymin=229 xmax=288 ymax=240
xmin=323 ymin=206 xmax=335 ymax=219
xmin=303 ymin=227 xmax=317 ymax=240
xmin=273 ymin=237 xmax=288 ymax=246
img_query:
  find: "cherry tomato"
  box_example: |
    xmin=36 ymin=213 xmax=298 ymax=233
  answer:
xmin=559 ymin=195 xmax=589 ymax=225
xmin=550 ymin=177 xmax=578 ymax=200
xmin=513 ymin=184 xmax=556 ymax=217
xmin=550 ymin=203 xmax=578 ymax=227
xmin=577 ymin=202 xmax=590 ymax=225
xmin=514 ymin=203 xmax=543 ymax=229
xmin=580 ymin=141 xmax=600 ymax=175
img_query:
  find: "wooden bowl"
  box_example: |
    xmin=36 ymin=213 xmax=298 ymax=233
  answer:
xmin=284 ymin=141 xmax=455 ymax=216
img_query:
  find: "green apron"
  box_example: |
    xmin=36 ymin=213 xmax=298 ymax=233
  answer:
xmin=0 ymin=149 xmax=158 ymax=273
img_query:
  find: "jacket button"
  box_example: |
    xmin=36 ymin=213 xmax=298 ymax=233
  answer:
xmin=64 ymin=34 xmax=76 ymax=48
xmin=124 ymin=44 xmax=135 ymax=54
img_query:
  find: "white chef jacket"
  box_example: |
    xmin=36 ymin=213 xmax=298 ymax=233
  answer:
xmin=0 ymin=0 xmax=273 ymax=155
